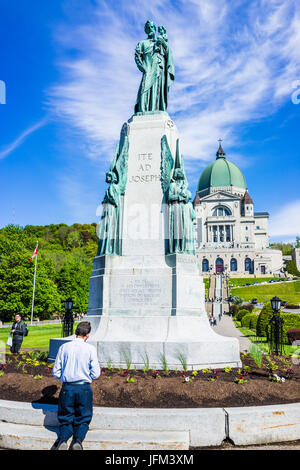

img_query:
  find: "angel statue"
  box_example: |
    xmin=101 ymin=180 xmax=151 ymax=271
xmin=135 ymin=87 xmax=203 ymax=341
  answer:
xmin=167 ymin=167 xmax=186 ymax=254
xmin=181 ymin=189 xmax=196 ymax=254
xmin=97 ymin=135 xmax=129 ymax=256
xmin=161 ymin=135 xmax=195 ymax=255
xmin=134 ymin=21 xmax=175 ymax=113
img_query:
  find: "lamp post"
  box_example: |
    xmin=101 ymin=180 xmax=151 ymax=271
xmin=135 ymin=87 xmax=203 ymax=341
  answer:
xmin=269 ymin=296 xmax=284 ymax=356
xmin=62 ymin=297 xmax=74 ymax=338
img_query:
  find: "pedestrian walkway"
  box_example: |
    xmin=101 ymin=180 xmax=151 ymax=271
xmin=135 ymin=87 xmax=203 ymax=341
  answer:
xmin=208 ymin=274 xmax=251 ymax=353
xmin=213 ymin=314 xmax=251 ymax=352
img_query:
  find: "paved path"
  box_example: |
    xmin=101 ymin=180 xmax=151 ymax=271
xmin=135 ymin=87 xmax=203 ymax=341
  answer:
xmin=212 ymin=313 xmax=251 ymax=352
xmin=209 ymin=274 xmax=251 ymax=353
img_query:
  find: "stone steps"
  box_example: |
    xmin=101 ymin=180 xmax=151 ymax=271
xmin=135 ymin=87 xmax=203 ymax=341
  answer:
xmin=0 ymin=422 xmax=189 ymax=450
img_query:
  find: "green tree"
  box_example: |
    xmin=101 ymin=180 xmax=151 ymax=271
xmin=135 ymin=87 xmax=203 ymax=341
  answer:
xmin=56 ymin=256 xmax=92 ymax=312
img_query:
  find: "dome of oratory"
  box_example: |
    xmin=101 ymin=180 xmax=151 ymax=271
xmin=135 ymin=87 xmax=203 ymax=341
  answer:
xmin=197 ymin=142 xmax=246 ymax=193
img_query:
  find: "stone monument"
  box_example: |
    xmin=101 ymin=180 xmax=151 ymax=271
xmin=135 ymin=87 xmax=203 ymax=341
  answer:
xmin=49 ymin=21 xmax=241 ymax=370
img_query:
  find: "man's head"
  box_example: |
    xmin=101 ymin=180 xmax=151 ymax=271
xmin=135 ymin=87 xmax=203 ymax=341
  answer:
xmin=144 ymin=21 xmax=156 ymax=39
xmin=75 ymin=321 xmax=91 ymax=340
xmin=15 ymin=314 xmax=21 ymax=322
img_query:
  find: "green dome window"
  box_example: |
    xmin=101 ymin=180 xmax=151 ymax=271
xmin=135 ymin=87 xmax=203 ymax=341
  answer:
xmin=197 ymin=143 xmax=246 ymax=193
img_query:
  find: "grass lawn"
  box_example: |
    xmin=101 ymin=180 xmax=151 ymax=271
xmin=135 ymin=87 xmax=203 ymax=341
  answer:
xmin=234 ymin=322 xmax=300 ymax=357
xmin=0 ymin=323 xmax=79 ymax=351
xmin=228 ymin=277 xmax=278 ymax=287
xmin=231 ymin=280 xmax=300 ymax=304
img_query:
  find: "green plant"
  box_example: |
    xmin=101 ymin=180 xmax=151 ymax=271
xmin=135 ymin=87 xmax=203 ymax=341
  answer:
xmin=234 ymin=376 xmax=247 ymax=384
xmin=33 ymin=375 xmax=43 ymax=380
xmin=140 ymin=350 xmax=150 ymax=373
xmin=159 ymin=353 xmax=169 ymax=375
xmin=249 ymin=343 xmax=264 ymax=368
xmin=256 ymin=304 xmax=274 ymax=337
xmin=223 ymin=366 xmax=232 ymax=373
xmin=121 ymin=348 xmax=132 ymax=370
xmin=126 ymin=377 xmax=136 ymax=383
xmin=0 ymin=371 xmax=4 ymax=377
xmin=177 ymin=352 xmax=188 ymax=372
xmin=264 ymin=355 xmax=279 ymax=374
xmin=202 ymin=368 xmax=212 ymax=374
xmin=280 ymin=314 xmax=300 ymax=343
xmin=236 ymin=309 xmax=251 ymax=322
xmin=105 ymin=356 xmax=113 ymax=370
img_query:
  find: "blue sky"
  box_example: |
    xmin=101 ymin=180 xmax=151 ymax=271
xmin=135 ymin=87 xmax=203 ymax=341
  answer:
xmin=1 ymin=0 xmax=300 ymax=242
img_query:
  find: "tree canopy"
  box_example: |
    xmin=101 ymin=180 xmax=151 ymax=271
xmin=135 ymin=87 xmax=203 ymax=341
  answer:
xmin=0 ymin=223 xmax=98 ymax=321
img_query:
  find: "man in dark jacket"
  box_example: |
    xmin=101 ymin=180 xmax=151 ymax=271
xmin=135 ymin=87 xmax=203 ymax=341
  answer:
xmin=10 ymin=314 xmax=27 ymax=354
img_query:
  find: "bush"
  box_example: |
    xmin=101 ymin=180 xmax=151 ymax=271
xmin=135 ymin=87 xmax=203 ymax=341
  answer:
xmin=236 ymin=309 xmax=250 ymax=322
xmin=287 ymin=329 xmax=300 ymax=344
xmin=286 ymin=260 xmax=300 ymax=277
xmin=256 ymin=304 xmax=274 ymax=337
xmin=285 ymin=305 xmax=300 ymax=310
xmin=241 ymin=313 xmax=259 ymax=330
xmin=241 ymin=314 xmax=252 ymax=328
xmin=250 ymin=314 xmax=258 ymax=330
xmin=230 ymin=304 xmax=238 ymax=316
xmin=280 ymin=314 xmax=300 ymax=343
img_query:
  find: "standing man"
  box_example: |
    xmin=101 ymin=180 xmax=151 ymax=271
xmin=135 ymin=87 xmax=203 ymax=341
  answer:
xmin=52 ymin=321 xmax=100 ymax=450
xmin=10 ymin=314 xmax=27 ymax=354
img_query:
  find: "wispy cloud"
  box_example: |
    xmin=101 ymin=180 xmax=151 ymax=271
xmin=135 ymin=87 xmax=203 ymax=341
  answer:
xmin=47 ymin=0 xmax=300 ymax=169
xmin=0 ymin=118 xmax=48 ymax=160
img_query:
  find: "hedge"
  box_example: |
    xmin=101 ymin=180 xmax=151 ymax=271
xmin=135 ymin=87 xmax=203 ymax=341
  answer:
xmin=256 ymin=304 xmax=274 ymax=337
xmin=250 ymin=314 xmax=258 ymax=330
xmin=257 ymin=305 xmax=300 ymax=343
xmin=241 ymin=313 xmax=259 ymax=330
xmin=280 ymin=313 xmax=300 ymax=343
xmin=236 ymin=309 xmax=250 ymax=322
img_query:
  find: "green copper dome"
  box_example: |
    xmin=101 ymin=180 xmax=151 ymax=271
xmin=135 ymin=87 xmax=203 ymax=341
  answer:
xmin=198 ymin=144 xmax=246 ymax=192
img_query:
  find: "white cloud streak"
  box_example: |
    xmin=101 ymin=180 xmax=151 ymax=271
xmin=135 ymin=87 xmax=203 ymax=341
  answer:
xmin=46 ymin=0 xmax=300 ymax=218
xmin=47 ymin=0 xmax=300 ymax=166
xmin=0 ymin=118 xmax=47 ymax=160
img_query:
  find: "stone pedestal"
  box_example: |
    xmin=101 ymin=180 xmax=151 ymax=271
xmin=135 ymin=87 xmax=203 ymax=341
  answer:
xmin=49 ymin=112 xmax=241 ymax=369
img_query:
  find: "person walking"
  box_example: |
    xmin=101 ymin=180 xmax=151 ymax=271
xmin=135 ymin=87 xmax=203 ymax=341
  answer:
xmin=10 ymin=314 xmax=27 ymax=354
xmin=52 ymin=321 xmax=100 ymax=450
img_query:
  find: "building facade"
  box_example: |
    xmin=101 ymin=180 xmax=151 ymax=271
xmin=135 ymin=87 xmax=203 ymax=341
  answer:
xmin=292 ymin=248 xmax=300 ymax=272
xmin=193 ymin=143 xmax=283 ymax=276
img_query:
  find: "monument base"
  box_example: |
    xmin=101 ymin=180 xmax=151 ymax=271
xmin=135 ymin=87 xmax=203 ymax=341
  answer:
xmin=49 ymin=254 xmax=242 ymax=370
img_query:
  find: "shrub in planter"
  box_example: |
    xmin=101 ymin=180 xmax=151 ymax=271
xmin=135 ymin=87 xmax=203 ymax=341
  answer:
xmin=287 ymin=329 xmax=300 ymax=344
xmin=236 ymin=309 xmax=250 ymax=322
xmin=285 ymin=305 xmax=300 ymax=310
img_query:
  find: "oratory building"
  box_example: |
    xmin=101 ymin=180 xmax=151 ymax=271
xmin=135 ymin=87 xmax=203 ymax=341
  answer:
xmin=193 ymin=142 xmax=283 ymax=276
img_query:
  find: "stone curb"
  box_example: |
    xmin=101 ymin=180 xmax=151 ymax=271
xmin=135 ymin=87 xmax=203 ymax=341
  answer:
xmin=0 ymin=400 xmax=300 ymax=449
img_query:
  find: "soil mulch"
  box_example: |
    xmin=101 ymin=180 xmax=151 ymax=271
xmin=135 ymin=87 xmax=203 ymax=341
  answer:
xmin=0 ymin=352 xmax=299 ymax=408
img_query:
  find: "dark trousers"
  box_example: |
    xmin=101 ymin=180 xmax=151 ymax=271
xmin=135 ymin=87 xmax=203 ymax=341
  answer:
xmin=10 ymin=336 xmax=23 ymax=353
xmin=57 ymin=383 xmax=93 ymax=442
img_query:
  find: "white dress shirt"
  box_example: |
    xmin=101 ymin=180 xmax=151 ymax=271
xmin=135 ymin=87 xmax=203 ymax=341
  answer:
xmin=52 ymin=338 xmax=101 ymax=383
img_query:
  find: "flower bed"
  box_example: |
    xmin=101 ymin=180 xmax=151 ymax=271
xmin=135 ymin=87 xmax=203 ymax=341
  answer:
xmin=0 ymin=351 xmax=299 ymax=408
